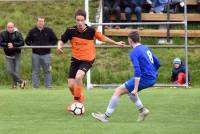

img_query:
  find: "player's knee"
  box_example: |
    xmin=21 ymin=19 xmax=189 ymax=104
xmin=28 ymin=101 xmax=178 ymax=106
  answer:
xmin=68 ymin=82 xmax=75 ymax=89
xmin=114 ymin=6 xmax=121 ymax=13
xmin=75 ymin=75 xmax=83 ymax=82
xmin=113 ymin=87 xmax=127 ymax=96
xmin=68 ymin=84 xmax=73 ymax=89
xmin=103 ymin=6 xmax=109 ymax=13
xmin=135 ymin=6 xmax=142 ymax=14
xmin=75 ymin=73 xmax=84 ymax=82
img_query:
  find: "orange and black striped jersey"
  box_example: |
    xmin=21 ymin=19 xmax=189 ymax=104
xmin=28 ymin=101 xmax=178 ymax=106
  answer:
xmin=61 ymin=25 xmax=106 ymax=61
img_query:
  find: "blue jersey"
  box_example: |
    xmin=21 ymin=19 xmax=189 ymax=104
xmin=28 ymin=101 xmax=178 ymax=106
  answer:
xmin=130 ymin=44 xmax=160 ymax=80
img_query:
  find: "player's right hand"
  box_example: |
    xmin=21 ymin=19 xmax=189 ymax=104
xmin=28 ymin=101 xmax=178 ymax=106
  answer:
xmin=131 ymin=89 xmax=138 ymax=96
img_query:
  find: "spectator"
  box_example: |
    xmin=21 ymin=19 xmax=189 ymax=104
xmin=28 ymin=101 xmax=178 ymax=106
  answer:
xmin=123 ymin=0 xmax=142 ymax=24
xmin=171 ymin=58 xmax=190 ymax=85
xmin=149 ymin=0 xmax=168 ymax=13
xmin=25 ymin=17 xmax=58 ymax=89
xmin=103 ymin=0 xmax=121 ymax=29
xmin=163 ymin=0 xmax=184 ymax=13
xmin=0 ymin=22 xmax=26 ymax=89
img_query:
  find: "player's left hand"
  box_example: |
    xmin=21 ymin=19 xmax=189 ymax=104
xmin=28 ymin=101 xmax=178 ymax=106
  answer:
xmin=131 ymin=89 xmax=138 ymax=96
xmin=116 ymin=41 xmax=125 ymax=47
xmin=56 ymin=41 xmax=64 ymax=55
xmin=57 ymin=46 xmax=64 ymax=55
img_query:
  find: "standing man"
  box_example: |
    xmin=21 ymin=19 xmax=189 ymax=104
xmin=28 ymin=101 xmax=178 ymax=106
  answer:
xmin=0 ymin=22 xmax=26 ymax=89
xmin=92 ymin=31 xmax=160 ymax=122
xmin=25 ymin=17 xmax=58 ymax=89
xmin=57 ymin=9 xmax=125 ymax=111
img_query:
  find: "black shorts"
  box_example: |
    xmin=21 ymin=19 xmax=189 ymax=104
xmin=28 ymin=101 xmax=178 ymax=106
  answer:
xmin=68 ymin=57 xmax=95 ymax=78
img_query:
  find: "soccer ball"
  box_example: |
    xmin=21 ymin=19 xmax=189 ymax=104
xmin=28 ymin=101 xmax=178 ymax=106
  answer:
xmin=70 ymin=102 xmax=85 ymax=115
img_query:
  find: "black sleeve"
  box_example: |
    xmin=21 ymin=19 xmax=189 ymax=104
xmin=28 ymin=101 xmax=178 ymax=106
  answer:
xmin=137 ymin=0 xmax=142 ymax=6
xmin=129 ymin=0 xmax=137 ymax=7
xmin=0 ymin=33 xmax=1 ymax=42
xmin=13 ymin=32 xmax=24 ymax=47
xmin=61 ymin=29 xmax=71 ymax=43
xmin=25 ymin=30 xmax=33 ymax=46
xmin=181 ymin=65 xmax=186 ymax=73
xmin=113 ymin=0 xmax=120 ymax=8
xmin=171 ymin=69 xmax=176 ymax=82
xmin=0 ymin=33 xmax=4 ymax=47
xmin=104 ymin=0 xmax=111 ymax=9
xmin=49 ymin=29 xmax=58 ymax=46
xmin=171 ymin=73 xmax=175 ymax=82
xmin=0 ymin=32 xmax=8 ymax=48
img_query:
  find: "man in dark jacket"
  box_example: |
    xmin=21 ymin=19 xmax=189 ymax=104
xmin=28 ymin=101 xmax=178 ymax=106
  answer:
xmin=0 ymin=22 xmax=26 ymax=89
xmin=103 ymin=0 xmax=121 ymax=29
xmin=25 ymin=16 xmax=58 ymax=89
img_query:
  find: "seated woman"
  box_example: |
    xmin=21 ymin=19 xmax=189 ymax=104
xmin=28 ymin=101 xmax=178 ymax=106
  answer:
xmin=148 ymin=0 xmax=168 ymax=13
xmin=171 ymin=58 xmax=190 ymax=85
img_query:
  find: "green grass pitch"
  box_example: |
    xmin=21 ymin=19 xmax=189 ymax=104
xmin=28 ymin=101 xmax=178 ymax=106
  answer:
xmin=0 ymin=87 xmax=200 ymax=134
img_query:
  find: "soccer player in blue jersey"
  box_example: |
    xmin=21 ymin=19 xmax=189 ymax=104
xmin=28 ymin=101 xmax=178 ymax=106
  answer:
xmin=92 ymin=31 xmax=161 ymax=123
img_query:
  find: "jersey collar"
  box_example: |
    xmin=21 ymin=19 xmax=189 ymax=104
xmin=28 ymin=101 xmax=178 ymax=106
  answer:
xmin=134 ymin=43 xmax=141 ymax=48
xmin=76 ymin=24 xmax=88 ymax=33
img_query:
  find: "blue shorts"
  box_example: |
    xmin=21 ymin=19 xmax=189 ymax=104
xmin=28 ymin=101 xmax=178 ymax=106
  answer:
xmin=124 ymin=77 xmax=156 ymax=93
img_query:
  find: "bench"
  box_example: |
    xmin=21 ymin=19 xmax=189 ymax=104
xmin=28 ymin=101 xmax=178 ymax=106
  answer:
xmin=110 ymin=13 xmax=200 ymax=22
xmin=187 ymin=0 xmax=198 ymax=5
xmin=104 ymin=29 xmax=200 ymax=37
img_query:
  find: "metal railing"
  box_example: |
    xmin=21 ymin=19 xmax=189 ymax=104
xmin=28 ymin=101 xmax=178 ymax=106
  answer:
xmin=1 ymin=45 xmax=200 ymax=49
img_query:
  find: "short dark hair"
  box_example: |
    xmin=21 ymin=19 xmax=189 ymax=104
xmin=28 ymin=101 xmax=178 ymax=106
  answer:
xmin=128 ymin=31 xmax=141 ymax=43
xmin=37 ymin=16 xmax=45 ymax=21
xmin=75 ymin=9 xmax=86 ymax=19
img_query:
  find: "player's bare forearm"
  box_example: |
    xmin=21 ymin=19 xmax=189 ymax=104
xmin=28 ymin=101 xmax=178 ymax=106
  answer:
xmin=104 ymin=37 xmax=117 ymax=45
xmin=104 ymin=37 xmax=125 ymax=47
xmin=57 ymin=40 xmax=64 ymax=47
xmin=131 ymin=78 xmax=140 ymax=96
xmin=134 ymin=79 xmax=140 ymax=90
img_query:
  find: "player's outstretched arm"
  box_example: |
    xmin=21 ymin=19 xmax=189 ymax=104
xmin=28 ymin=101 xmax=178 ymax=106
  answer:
xmin=57 ymin=40 xmax=64 ymax=55
xmin=104 ymin=37 xmax=125 ymax=47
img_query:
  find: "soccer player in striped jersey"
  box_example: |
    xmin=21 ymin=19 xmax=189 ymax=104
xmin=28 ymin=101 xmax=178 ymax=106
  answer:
xmin=57 ymin=9 xmax=125 ymax=112
xmin=92 ymin=31 xmax=161 ymax=122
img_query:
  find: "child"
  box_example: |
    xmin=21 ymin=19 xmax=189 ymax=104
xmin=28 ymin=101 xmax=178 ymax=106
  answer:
xmin=171 ymin=58 xmax=189 ymax=85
